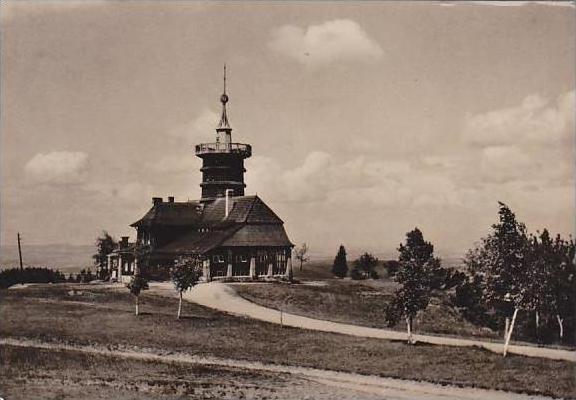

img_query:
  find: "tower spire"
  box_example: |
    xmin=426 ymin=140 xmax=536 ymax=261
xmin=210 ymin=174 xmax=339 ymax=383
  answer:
xmin=218 ymin=63 xmax=230 ymax=130
xmin=223 ymin=63 xmax=227 ymax=95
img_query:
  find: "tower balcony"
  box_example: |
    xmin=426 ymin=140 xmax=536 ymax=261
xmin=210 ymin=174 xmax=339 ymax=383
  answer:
xmin=195 ymin=142 xmax=252 ymax=158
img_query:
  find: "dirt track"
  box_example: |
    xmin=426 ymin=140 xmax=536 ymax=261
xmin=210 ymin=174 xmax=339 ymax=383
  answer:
xmin=0 ymin=337 xmax=552 ymax=400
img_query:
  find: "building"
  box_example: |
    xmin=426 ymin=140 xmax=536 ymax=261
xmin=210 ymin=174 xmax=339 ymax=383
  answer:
xmin=108 ymin=68 xmax=293 ymax=282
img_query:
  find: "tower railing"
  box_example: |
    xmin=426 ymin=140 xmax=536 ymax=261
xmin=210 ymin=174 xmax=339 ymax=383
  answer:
xmin=195 ymin=142 xmax=252 ymax=157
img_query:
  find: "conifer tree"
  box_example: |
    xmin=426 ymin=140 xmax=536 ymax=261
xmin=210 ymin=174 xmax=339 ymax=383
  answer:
xmin=332 ymin=245 xmax=348 ymax=278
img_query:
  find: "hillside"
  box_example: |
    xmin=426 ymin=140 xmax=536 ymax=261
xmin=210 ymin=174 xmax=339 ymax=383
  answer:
xmin=0 ymin=244 xmax=94 ymax=273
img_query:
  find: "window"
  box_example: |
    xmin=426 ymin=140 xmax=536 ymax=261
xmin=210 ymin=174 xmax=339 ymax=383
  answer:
xmin=212 ymin=254 xmax=225 ymax=263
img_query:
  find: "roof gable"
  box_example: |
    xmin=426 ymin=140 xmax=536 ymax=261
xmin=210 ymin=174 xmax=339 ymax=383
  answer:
xmin=131 ymin=195 xmax=285 ymax=233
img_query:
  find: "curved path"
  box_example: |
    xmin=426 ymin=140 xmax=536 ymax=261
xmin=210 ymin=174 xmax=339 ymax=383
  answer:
xmin=0 ymin=337 xmax=552 ymax=400
xmin=161 ymin=282 xmax=575 ymax=362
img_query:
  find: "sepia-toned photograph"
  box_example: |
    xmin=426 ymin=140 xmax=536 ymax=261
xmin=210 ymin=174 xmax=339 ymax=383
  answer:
xmin=0 ymin=1 xmax=574 ymax=399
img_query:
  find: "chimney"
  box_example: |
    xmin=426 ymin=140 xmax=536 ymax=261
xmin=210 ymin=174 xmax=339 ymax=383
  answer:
xmin=118 ymin=236 xmax=129 ymax=249
xmin=152 ymin=197 xmax=162 ymax=205
xmin=225 ymin=189 xmax=234 ymax=218
xmin=168 ymin=196 xmax=175 ymax=203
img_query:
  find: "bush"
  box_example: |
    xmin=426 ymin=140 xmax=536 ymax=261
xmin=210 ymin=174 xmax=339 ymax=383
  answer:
xmin=350 ymin=267 xmax=363 ymax=280
xmin=352 ymin=253 xmax=379 ymax=280
xmin=383 ymin=260 xmax=400 ymax=277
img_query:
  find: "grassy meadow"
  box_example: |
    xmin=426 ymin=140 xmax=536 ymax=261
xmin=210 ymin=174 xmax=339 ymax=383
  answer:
xmin=0 ymin=283 xmax=574 ymax=398
xmin=234 ymin=259 xmax=499 ymax=340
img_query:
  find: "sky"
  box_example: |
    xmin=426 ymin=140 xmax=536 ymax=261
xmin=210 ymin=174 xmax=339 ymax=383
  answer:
xmin=1 ymin=1 xmax=574 ymax=259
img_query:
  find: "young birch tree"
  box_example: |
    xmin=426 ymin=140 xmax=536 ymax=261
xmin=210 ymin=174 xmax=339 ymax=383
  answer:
xmin=524 ymin=230 xmax=556 ymax=342
xmin=385 ymin=228 xmax=438 ymax=344
xmin=171 ymin=255 xmax=203 ymax=319
xmin=294 ymin=243 xmax=310 ymax=271
xmin=549 ymin=235 xmax=576 ymax=342
xmin=127 ymin=274 xmax=149 ymax=316
xmin=476 ymin=203 xmax=530 ymax=356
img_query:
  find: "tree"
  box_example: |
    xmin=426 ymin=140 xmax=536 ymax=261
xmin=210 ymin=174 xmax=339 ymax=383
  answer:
xmin=467 ymin=202 xmax=530 ymax=355
xmin=171 ymin=256 xmax=203 ymax=319
xmin=383 ymin=260 xmax=400 ymax=277
xmin=127 ymin=274 xmax=148 ymax=316
xmin=351 ymin=253 xmax=379 ymax=279
xmin=385 ymin=228 xmax=438 ymax=344
xmin=92 ymin=231 xmax=117 ymax=279
xmin=331 ymin=245 xmax=348 ymax=278
xmin=458 ymin=207 xmax=576 ymax=346
xmin=544 ymin=234 xmax=575 ymax=342
xmin=523 ymin=230 xmax=556 ymax=342
xmin=454 ymin=273 xmax=490 ymax=326
xmin=294 ymin=243 xmax=309 ymax=271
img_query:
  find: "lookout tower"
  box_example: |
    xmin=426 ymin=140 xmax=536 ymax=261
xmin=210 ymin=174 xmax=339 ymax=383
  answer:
xmin=195 ymin=65 xmax=252 ymax=200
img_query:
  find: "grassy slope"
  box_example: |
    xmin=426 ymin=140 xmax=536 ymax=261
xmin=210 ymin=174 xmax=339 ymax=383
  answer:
xmin=0 ymin=284 xmax=574 ymax=398
xmin=233 ymin=278 xmax=499 ymax=340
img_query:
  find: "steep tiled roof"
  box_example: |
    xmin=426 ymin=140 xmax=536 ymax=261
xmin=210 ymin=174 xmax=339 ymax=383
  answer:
xmin=133 ymin=195 xmax=292 ymax=255
xmin=130 ymin=201 xmax=203 ymax=227
xmin=132 ymin=196 xmax=283 ymax=228
xmin=200 ymin=196 xmax=283 ymax=225
xmin=220 ymin=224 xmax=293 ymax=247
xmin=155 ymin=226 xmax=242 ymax=255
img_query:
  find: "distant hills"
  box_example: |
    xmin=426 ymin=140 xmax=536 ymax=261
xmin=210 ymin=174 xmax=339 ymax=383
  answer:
xmin=0 ymin=244 xmax=465 ymax=274
xmin=0 ymin=244 xmax=95 ymax=274
xmin=309 ymin=248 xmax=464 ymax=268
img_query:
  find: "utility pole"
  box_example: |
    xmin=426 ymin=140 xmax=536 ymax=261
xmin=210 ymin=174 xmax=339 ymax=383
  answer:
xmin=17 ymin=232 xmax=24 ymax=285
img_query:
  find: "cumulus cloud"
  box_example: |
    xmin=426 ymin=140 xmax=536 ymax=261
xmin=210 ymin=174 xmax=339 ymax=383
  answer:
xmin=248 ymin=151 xmax=468 ymax=207
xmin=464 ymin=91 xmax=574 ymax=147
xmin=168 ymin=109 xmax=219 ymax=145
xmin=479 ymin=146 xmax=532 ymax=182
xmin=269 ymin=19 xmax=383 ymax=67
xmin=461 ymin=91 xmax=575 ymax=185
xmin=24 ymin=151 xmax=89 ymax=185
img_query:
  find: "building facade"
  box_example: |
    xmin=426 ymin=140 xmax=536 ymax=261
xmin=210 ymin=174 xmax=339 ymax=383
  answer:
xmin=109 ymin=69 xmax=293 ymax=281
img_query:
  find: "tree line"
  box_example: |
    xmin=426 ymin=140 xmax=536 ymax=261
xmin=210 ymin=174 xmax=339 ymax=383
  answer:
xmin=330 ymin=202 xmax=575 ymax=349
xmin=0 ymin=267 xmax=101 ymax=288
xmin=455 ymin=202 xmax=575 ymax=348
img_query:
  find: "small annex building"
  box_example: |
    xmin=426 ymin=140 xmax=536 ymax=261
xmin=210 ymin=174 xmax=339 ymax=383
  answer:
xmin=107 ymin=68 xmax=293 ymax=282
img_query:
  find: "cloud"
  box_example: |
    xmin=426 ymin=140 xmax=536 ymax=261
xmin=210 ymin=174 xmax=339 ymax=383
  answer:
xmin=440 ymin=1 xmax=574 ymax=7
xmin=1 ymin=1 xmax=109 ymax=21
xmin=150 ymin=157 xmax=197 ymax=174
xmin=461 ymin=91 xmax=575 ymax=185
xmin=168 ymin=109 xmax=219 ymax=145
xmin=24 ymin=151 xmax=89 ymax=185
xmin=248 ymin=151 xmax=468 ymax=207
xmin=84 ymin=180 xmax=155 ymax=205
xmin=479 ymin=146 xmax=532 ymax=182
xmin=464 ymin=91 xmax=574 ymax=147
xmin=269 ymin=19 xmax=383 ymax=67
